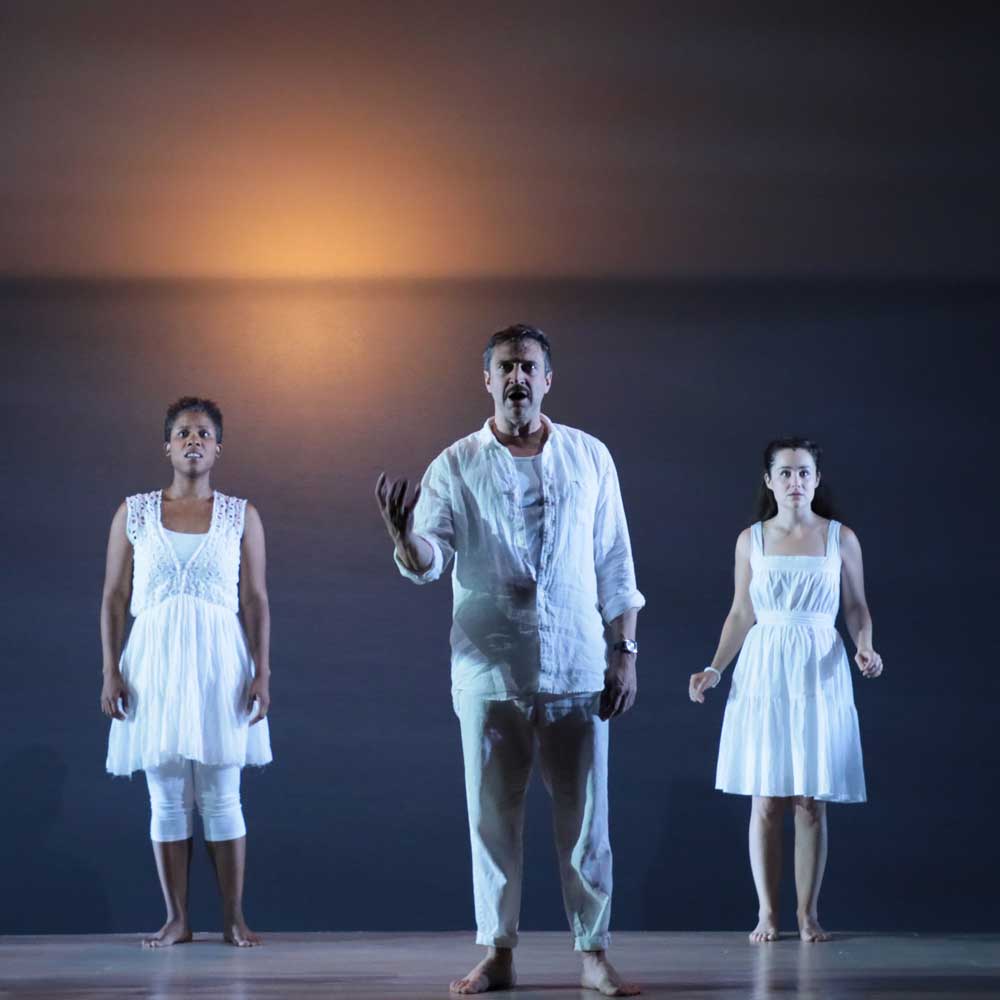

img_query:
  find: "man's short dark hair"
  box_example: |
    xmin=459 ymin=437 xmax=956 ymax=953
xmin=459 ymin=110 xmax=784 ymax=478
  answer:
xmin=164 ymin=396 xmax=224 ymax=443
xmin=483 ymin=324 xmax=552 ymax=374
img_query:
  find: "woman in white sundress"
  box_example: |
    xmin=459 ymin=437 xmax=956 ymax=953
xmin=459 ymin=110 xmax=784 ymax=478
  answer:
xmin=100 ymin=396 xmax=272 ymax=948
xmin=689 ymin=437 xmax=882 ymax=944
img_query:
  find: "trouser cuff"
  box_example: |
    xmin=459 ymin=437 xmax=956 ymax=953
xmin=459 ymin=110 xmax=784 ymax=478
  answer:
xmin=574 ymin=933 xmax=611 ymax=952
xmin=476 ymin=932 xmax=518 ymax=949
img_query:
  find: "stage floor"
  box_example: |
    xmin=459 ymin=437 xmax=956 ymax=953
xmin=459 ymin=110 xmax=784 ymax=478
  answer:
xmin=1 ymin=931 xmax=997 ymax=999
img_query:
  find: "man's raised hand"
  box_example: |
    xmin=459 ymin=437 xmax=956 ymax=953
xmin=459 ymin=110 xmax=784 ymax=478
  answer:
xmin=376 ymin=472 xmax=421 ymax=544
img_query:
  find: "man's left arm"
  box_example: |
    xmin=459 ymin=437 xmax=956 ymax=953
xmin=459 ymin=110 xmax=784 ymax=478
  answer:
xmin=593 ymin=449 xmax=645 ymax=720
xmin=602 ymin=607 xmax=639 ymax=720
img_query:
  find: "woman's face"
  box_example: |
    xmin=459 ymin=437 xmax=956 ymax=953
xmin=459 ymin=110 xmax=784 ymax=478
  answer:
xmin=164 ymin=409 xmax=221 ymax=476
xmin=764 ymin=448 xmax=820 ymax=512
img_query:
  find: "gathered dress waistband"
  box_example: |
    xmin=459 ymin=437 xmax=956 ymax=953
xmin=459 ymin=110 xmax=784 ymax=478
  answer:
xmin=755 ymin=610 xmax=835 ymax=629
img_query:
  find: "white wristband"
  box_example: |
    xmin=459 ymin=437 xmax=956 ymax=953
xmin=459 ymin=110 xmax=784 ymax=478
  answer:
xmin=704 ymin=666 xmax=721 ymax=681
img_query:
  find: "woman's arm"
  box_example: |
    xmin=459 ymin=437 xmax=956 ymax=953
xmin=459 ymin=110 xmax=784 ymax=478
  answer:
xmin=689 ymin=528 xmax=757 ymax=703
xmin=100 ymin=503 xmax=132 ymax=719
xmin=239 ymin=503 xmax=271 ymax=724
xmin=840 ymin=526 xmax=883 ymax=678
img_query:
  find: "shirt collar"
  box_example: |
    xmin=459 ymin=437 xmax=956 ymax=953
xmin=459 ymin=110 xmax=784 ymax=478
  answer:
xmin=479 ymin=414 xmax=557 ymax=449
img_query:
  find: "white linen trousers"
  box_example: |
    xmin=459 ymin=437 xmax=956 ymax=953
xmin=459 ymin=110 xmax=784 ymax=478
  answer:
xmin=455 ymin=690 xmax=612 ymax=951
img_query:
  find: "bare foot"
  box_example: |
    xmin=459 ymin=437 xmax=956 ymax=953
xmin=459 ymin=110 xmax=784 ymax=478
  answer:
xmin=449 ymin=949 xmax=515 ymax=994
xmin=798 ymin=915 xmax=832 ymax=943
xmin=142 ymin=918 xmax=192 ymax=949
xmin=749 ymin=914 xmax=780 ymax=943
xmin=581 ymin=951 xmax=641 ymax=996
xmin=224 ymin=916 xmax=262 ymax=947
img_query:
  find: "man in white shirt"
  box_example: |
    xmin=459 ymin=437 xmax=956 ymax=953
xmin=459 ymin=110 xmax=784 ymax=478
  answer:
xmin=376 ymin=325 xmax=644 ymax=997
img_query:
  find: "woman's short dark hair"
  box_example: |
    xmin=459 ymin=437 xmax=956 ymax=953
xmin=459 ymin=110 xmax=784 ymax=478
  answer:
xmin=483 ymin=324 xmax=552 ymax=374
xmin=753 ymin=436 xmax=838 ymax=521
xmin=164 ymin=397 xmax=224 ymax=443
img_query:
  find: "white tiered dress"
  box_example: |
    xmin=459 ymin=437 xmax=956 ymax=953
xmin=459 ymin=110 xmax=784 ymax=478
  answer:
xmin=715 ymin=520 xmax=866 ymax=803
xmin=106 ymin=490 xmax=272 ymax=776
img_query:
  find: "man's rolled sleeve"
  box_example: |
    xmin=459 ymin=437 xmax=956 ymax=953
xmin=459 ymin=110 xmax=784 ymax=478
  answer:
xmin=392 ymin=455 xmax=455 ymax=585
xmin=593 ymin=453 xmax=645 ymax=624
xmin=393 ymin=534 xmax=445 ymax=584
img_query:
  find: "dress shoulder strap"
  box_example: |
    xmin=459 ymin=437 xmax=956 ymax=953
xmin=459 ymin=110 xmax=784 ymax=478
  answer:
xmin=826 ymin=519 xmax=841 ymax=559
xmin=750 ymin=521 xmax=764 ymax=557
xmin=125 ymin=491 xmax=158 ymax=545
xmin=216 ymin=492 xmax=248 ymax=538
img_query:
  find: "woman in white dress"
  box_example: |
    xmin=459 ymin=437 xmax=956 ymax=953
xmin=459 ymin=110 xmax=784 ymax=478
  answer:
xmin=689 ymin=438 xmax=882 ymax=943
xmin=100 ymin=397 xmax=272 ymax=948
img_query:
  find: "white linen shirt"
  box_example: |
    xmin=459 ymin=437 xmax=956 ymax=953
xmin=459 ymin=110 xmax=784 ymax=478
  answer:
xmin=395 ymin=416 xmax=645 ymax=697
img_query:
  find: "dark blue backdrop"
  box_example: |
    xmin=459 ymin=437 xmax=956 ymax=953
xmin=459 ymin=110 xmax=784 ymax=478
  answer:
xmin=1 ymin=278 xmax=997 ymax=934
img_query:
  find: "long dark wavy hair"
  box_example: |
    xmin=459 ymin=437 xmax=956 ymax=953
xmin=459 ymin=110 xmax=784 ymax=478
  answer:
xmin=753 ymin=437 xmax=839 ymax=522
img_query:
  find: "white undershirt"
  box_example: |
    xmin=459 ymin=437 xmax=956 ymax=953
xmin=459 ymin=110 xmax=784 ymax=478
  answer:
xmin=513 ymin=454 xmax=544 ymax=569
xmin=163 ymin=527 xmax=206 ymax=566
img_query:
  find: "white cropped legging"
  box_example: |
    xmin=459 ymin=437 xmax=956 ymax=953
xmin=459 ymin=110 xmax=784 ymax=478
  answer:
xmin=145 ymin=759 xmax=246 ymax=843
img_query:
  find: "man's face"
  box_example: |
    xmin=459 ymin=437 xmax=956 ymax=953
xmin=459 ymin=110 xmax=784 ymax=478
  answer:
xmin=484 ymin=338 xmax=552 ymax=424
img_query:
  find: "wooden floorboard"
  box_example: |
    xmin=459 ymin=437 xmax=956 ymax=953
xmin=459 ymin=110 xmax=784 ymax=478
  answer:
xmin=1 ymin=931 xmax=998 ymax=999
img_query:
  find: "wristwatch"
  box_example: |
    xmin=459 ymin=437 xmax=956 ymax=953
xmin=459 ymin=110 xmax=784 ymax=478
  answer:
xmin=611 ymin=639 xmax=639 ymax=655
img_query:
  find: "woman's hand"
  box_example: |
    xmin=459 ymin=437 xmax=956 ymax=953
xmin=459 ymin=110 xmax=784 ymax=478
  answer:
xmin=247 ymin=674 xmax=270 ymax=725
xmin=855 ymin=648 xmax=883 ymax=678
xmin=689 ymin=670 xmax=720 ymax=703
xmin=101 ymin=671 xmax=128 ymax=719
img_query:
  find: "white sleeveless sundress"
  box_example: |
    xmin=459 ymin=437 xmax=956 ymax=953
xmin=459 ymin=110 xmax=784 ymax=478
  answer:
xmin=105 ymin=490 xmax=273 ymax=776
xmin=715 ymin=519 xmax=866 ymax=802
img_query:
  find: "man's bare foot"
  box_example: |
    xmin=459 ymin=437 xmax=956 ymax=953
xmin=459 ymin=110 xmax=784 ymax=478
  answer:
xmin=224 ymin=916 xmax=262 ymax=947
xmin=798 ymin=915 xmax=832 ymax=942
xmin=449 ymin=948 xmax=515 ymax=994
xmin=580 ymin=951 xmax=641 ymax=996
xmin=749 ymin=914 xmax=780 ymax=943
xmin=142 ymin=918 xmax=192 ymax=949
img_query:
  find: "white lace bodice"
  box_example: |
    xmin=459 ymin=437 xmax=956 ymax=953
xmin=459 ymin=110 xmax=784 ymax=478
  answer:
xmin=126 ymin=491 xmax=247 ymax=616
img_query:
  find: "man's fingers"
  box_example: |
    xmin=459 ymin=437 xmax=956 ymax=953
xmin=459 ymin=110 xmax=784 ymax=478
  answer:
xmin=607 ymin=685 xmax=626 ymax=718
xmin=613 ymin=687 xmax=626 ymax=717
xmin=376 ymin=472 xmax=393 ymax=512
xmin=390 ymin=479 xmax=409 ymax=522
xmin=394 ymin=478 xmax=409 ymax=509
xmin=404 ymin=483 xmax=422 ymax=520
xmin=598 ymin=687 xmax=613 ymax=720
